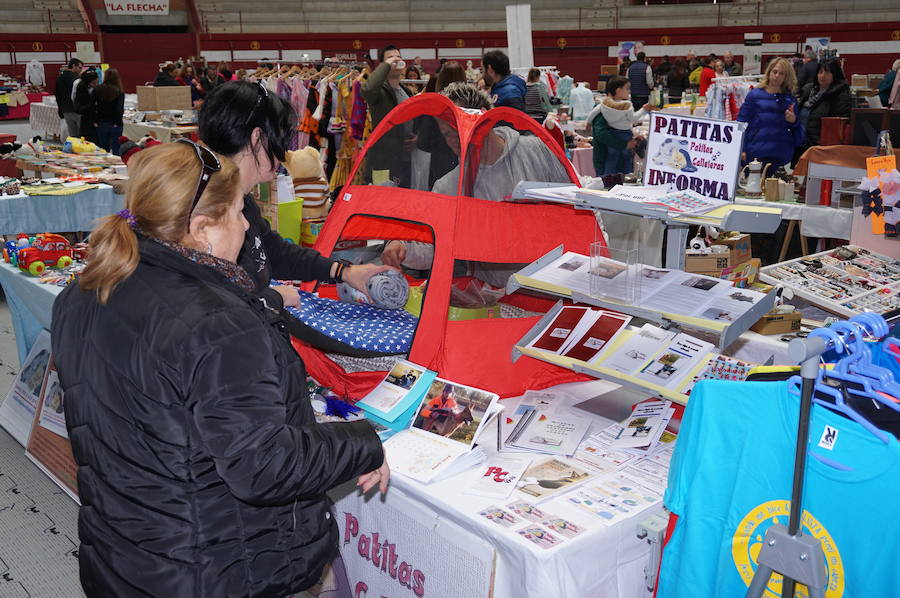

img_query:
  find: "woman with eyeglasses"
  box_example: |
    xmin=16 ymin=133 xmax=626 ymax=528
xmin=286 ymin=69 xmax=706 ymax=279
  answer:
xmin=198 ymin=81 xmax=389 ymax=318
xmin=51 ymin=141 xmax=388 ymax=598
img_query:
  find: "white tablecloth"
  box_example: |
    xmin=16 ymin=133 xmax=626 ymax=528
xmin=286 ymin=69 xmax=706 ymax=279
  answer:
xmin=382 ymin=380 xmax=661 ymax=598
xmin=28 ymin=103 xmax=63 ymax=139
xmin=734 ymin=196 xmax=853 ymax=239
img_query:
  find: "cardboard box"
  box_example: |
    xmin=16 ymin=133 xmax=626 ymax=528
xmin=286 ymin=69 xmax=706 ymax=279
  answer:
xmin=136 ymin=86 xmax=192 ymax=111
xmin=851 ymin=74 xmax=868 ymax=87
xmin=685 ymin=234 xmax=752 ymax=273
xmin=685 ymin=250 xmax=739 ymax=273
xmin=751 ymin=310 xmax=801 ymax=335
xmin=716 ymin=233 xmax=752 ymax=264
xmin=301 ymin=218 xmax=326 ymax=247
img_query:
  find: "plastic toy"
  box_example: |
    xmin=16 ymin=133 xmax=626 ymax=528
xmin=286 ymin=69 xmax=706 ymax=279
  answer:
xmin=16 ymin=233 xmax=74 ymax=276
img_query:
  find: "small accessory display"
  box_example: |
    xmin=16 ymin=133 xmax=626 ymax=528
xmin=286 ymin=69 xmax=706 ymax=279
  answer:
xmin=116 ymin=209 xmax=137 ymax=229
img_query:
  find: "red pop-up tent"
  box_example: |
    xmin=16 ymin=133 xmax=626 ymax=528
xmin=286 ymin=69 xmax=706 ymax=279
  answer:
xmin=295 ymin=93 xmax=602 ymax=398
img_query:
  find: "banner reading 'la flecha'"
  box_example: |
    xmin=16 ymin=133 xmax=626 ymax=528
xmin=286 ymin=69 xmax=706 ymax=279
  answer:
xmin=645 ymin=113 xmax=746 ymax=201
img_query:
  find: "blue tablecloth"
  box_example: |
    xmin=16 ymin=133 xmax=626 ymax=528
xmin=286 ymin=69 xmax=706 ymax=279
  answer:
xmin=0 ymin=260 xmax=61 ymax=365
xmin=0 ymin=185 xmax=124 ymax=235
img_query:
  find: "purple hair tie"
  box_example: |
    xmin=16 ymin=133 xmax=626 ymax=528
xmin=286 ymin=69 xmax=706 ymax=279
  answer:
xmin=117 ymin=209 xmax=137 ymax=229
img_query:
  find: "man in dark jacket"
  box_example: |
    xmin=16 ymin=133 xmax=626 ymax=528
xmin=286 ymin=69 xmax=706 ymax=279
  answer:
xmin=361 ymin=44 xmax=417 ymax=186
xmin=55 ymin=58 xmax=83 ymax=139
xmin=482 ymin=49 xmax=526 ymax=112
xmin=797 ymin=51 xmax=819 ymax=91
xmin=627 ymin=52 xmax=654 ymax=109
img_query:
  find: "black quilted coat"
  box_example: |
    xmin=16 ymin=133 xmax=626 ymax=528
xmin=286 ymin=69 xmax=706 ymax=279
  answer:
xmin=51 ymin=237 xmax=383 ymax=598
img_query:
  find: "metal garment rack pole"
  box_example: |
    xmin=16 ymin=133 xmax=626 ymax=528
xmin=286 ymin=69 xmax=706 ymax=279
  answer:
xmin=745 ymin=336 xmax=829 ymax=598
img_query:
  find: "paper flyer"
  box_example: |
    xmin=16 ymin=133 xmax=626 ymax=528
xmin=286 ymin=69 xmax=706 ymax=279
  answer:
xmin=465 ymin=456 xmax=532 ymax=500
xmin=0 ymin=330 xmax=52 ymax=446
xmin=517 ymin=457 xmax=593 ymax=502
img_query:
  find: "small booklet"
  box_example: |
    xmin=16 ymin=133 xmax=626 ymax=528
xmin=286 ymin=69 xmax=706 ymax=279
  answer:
xmin=505 ymin=408 xmax=591 ymax=457
xmin=499 ymin=390 xmax=559 ymax=454
xmin=465 ymin=456 xmax=533 ymax=500
xmin=600 ymin=324 xmax=677 ymax=376
xmin=356 ymin=360 xmax=436 ymax=440
xmin=515 ymin=457 xmax=594 ymax=502
xmin=633 ymin=333 xmax=714 ymax=389
xmin=383 ymin=377 xmax=499 ymax=484
xmin=527 ymin=306 xmax=591 ymax=353
xmin=611 ymin=399 xmax=672 ymax=450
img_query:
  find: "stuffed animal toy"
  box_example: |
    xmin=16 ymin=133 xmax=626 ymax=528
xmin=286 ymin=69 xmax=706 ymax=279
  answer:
xmin=118 ymin=135 xmax=163 ymax=165
xmin=284 ymin=146 xmax=330 ymax=218
xmin=0 ymin=142 xmax=22 ymax=156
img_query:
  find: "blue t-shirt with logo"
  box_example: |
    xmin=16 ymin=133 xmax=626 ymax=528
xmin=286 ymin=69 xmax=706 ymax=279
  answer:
xmin=659 ymin=379 xmax=900 ymax=598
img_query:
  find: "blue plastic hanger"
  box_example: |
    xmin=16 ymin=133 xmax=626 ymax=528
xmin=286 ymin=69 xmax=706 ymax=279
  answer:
xmin=788 ymin=327 xmax=892 ymax=446
xmin=822 ymin=324 xmax=900 ymax=414
xmin=838 ymin=320 xmax=900 ymax=402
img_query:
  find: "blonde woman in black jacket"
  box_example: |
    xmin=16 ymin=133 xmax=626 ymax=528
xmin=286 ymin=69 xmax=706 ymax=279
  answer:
xmin=51 ymin=141 xmax=387 ymax=598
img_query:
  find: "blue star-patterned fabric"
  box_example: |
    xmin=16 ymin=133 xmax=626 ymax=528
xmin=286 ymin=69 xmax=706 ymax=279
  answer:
xmin=284 ymin=290 xmax=418 ymax=354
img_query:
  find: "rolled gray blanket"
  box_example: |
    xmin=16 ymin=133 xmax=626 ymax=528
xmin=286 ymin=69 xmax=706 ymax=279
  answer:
xmin=337 ymin=269 xmax=409 ymax=310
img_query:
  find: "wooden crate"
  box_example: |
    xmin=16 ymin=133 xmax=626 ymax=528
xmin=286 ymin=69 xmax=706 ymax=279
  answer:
xmin=136 ymin=86 xmax=191 ymax=111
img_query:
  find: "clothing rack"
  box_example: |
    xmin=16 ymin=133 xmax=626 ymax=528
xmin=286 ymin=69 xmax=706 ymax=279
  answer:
xmin=712 ymin=74 xmax=762 ymax=84
xmin=747 ymin=313 xmax=891 ymax=597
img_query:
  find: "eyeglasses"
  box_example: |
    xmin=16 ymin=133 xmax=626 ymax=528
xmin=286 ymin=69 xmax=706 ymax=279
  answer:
xmin=176 ymin=138 xmax=221 ymax=215
xmin=243 ymin=82 xmax=269 ymax=126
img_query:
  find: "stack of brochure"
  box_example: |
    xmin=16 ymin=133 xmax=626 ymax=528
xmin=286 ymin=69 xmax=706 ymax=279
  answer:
xmin=610 ymin=399 xmax=675 ymax=453
xmin=382 ymin=378 xmax=500 ymax=484
xmin=356 ymin=360 xmax=437 ymax=441
xmin=526 ymin=306 xmax=631 ymax=363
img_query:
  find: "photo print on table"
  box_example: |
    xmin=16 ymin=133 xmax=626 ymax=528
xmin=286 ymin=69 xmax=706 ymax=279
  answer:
xmin=385 ymin=362 xmax=425 ymax=389
xmin=478 ymin=506 xmax=520 ymax=528
xmin=411 ymin=379 xmax=496 ymax=446
xmin=517 ymin=526 xmax=561 ymax=549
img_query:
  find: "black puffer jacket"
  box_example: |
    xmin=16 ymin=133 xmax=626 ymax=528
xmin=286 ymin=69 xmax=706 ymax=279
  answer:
xmin=799 ymin=80 xmax=851 ymax=147
xmin=51 ymin=237 xmax=383 ymax=598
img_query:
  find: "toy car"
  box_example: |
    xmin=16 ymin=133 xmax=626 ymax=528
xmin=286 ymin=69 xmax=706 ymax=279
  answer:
xmin=17 ymin=233 xmax=74 ymax=276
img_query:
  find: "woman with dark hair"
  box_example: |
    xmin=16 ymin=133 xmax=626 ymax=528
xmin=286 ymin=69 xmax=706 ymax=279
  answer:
xmin=92 ymin=68 xmax=125 ymax=154
xmin=797 ymin=60 xmax=851 ymax=155
xmin=435 ymin=61 xmax=466 ymax=93
xmin=177 ymin=65 xmax=204 ymax=103
xmin=666 ymin=59 xmax=690 ymax=104
xmin=198 ymin=81 xmax=389 ymax=317
xmin=525 ymin=67 xmax=553 ymax=124
xmin=72 ymin=70 xmax=99 ymax=141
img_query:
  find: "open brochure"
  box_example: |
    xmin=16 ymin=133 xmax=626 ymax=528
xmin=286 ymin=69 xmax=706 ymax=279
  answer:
xmin=520 ymin=251 xmax=766 ymax=325
xmin=504 ymin=408 xmax=591 ymax=457
xmin=583 ymin=185 xmax=730 ymax=216
xmin=383 ymin=378 xmax=499 ymax=484
xmin=356 ymin=360 xmax=437 ymax=440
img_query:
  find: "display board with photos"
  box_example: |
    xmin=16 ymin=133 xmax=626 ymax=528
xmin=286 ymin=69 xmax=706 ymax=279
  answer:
xmin=507 ymin=245 xmax=777 ymax=350
xmin=759 ymin=245 xmax=900 ymax=317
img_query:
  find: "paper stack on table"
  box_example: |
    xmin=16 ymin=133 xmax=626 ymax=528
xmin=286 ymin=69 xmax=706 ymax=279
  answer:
xmin=526 ymin=305 xmax=631 ymax=363
xmin=499 ymin=390 xmax=592 ymax=457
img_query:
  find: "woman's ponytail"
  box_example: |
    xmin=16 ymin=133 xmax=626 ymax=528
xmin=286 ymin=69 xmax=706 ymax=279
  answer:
xmin=78 ymin=213 xmax=139 ymax=304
